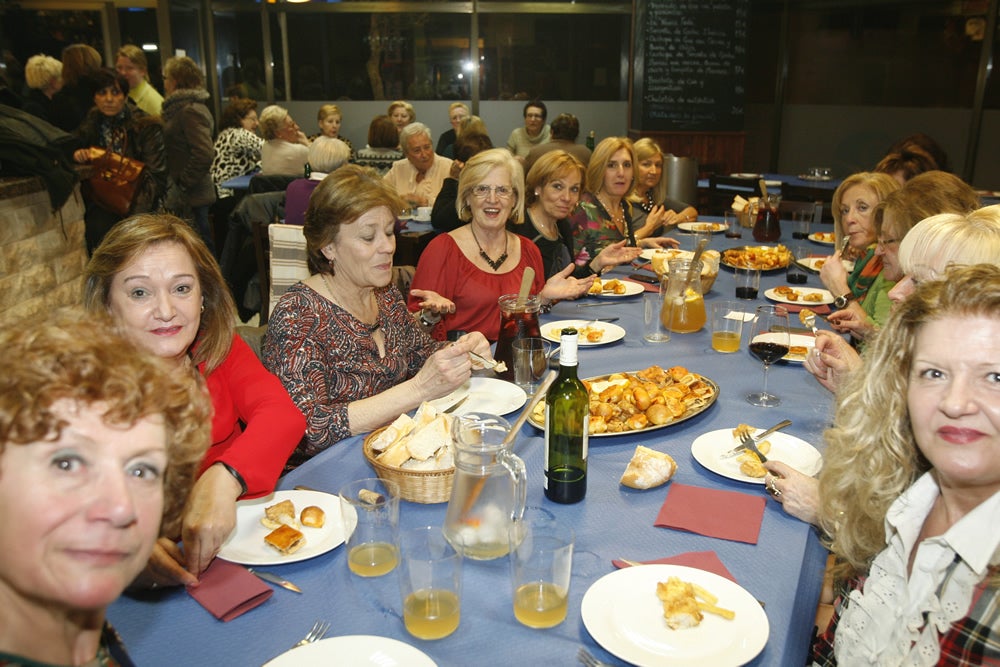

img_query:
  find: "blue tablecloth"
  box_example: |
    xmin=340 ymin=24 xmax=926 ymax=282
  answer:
xmin=108 ymin=224 xmax=836 ymax=667
xmin=698 ymin=172 xmax=842 ymax=193
xmin=219 ymin=172 xmax=256 ymax=192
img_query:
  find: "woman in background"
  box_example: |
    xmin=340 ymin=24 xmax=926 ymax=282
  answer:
xmin=0 ymin=306 xmax=208 ymax=665
xmin=284 ymin=137 xmax=351 ymax=226
xmin=259 ymin=104 xmax=310 ymax=176
xmin=353 ymin=115 xmax=403 ymax=176
xmin=84 ymin=214 xmax=304 ymax=586
xmin=436 ymin=101 xmax=469 ymax=157
xmin=210 ymin=97 xmax=262 ymax=199
xmin=388 ymin=100 xmax=415 ymax=131
xmin=21 ymin=54 xmax=62 ymax=124
xmin=628 ymin=137 xmax=698 ymax=236
xmin=51 ymin=43 xmax=102 ymax=133
xmin=311 ymin=103 xmax=354 ymax=159
xmin=115 ymin=44 xmax=163 ymax=117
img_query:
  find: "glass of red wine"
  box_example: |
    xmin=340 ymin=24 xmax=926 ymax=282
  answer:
xmin=747 ymin=305 xmax=790 ymax=407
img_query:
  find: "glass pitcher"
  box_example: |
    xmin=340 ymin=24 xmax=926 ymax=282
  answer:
xmin=660 ymin=258 xmax=706 ymax=333
xmin=753 ymin=194 xmax=782 ymax=242
xmin=493 ymin=294 xmax=541 ymax=382
xmin=443 ymin=412 xmax=527 ymax=560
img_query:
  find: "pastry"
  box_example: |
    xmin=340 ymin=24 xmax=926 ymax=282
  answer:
xmin=261 ymin=499 xmax=298 ymax=529
xmin=620 ymin=445 xmax=677 ymax=489
xmin=264 ymin=524 xmax=306 ymax=554
xmin=300 ymin=505 xmax=325 ymax=528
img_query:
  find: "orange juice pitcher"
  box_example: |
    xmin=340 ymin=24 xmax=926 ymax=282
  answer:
xmin=660 ymin=258 xmax=706 ymax=333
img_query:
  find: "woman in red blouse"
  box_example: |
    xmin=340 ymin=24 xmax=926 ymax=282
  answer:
xmin=84 ymin=214 xmax=305 ymax=587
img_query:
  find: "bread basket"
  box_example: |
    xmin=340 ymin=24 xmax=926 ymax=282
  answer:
xmin=649 ymin=249 xmax=720 ymax=293
xmin=363 ymin=427 xmax=455 ymax=504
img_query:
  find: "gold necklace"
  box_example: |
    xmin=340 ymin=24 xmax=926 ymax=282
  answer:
xmin=528 ymin=206 xmax=559 ymax=240
xmin=321 ymin=273 xmax=380 ymax=332
xmin=596 ymin=192 xmax=626 ymax=232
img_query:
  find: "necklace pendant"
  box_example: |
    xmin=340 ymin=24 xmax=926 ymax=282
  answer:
xmin=480 ymin=249 xmax=508 ymax=271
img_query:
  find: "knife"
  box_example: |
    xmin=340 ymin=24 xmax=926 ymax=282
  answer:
xmin=247 ymin=567 xmax=302 ymax=593
xmin=772 ymin=324 xmax=815 ymax=335
xmin=575 ymin=301 xmax=619 ymax=308
xmin=721 ymin=419 xmax=793 ymax=459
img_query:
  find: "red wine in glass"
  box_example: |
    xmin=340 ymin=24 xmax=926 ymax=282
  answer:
xmin=749 ymin=341 xmax=790 ymax=365
xmin=747 ymin=305 xmax=790 ymax=407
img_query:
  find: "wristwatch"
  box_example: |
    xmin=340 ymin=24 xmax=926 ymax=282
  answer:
xmin=418 ymin=309 xmax=442 ymax=328
xmin=833 ymin=293 xmax=853 ymax=309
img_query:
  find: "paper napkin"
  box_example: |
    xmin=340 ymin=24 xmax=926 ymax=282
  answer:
xmin=187 ymin=558 xmax=273 ymax=621
xmin=655 ymin=483 xmax=766 ymax=544
xmin=611 ymin=550 xmax=736 ymax=582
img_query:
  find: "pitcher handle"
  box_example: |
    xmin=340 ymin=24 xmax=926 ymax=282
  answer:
xmin=497 ymin=447 xmax=527 ymax=523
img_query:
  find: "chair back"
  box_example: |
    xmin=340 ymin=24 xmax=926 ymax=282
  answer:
xmin=663 ymin=155 xmax=698 ymax=206
xmin=706 ymin=174 xmax=763 ymax=215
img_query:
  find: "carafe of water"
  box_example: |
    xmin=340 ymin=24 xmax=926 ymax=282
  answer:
xmin=494 ymin=294 xmax=541 ymax=381
xmin=660 ymin=258 xmax=706 ymax=333
xmin=443 ymin=412 xmax=526 ymax=560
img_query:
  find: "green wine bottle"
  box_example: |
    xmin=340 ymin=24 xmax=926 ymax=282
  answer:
xmin=544 ymin=327 xmax=589 ymax=503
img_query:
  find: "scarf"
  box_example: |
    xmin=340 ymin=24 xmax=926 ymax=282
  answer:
xmin=99 ymin=110 xmax=129 ymax=154
xmin=849 ymin=245 xmax=882 ymax=302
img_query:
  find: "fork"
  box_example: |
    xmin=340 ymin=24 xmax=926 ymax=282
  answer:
xmin=740 ymin=431 xmax=769 ymax=464
xmin=577 ymin=647 xmax=614 ymax=667
xmin=469 ymin=350 xmax=506 ymax=373
xmin=291 ymin=620 xmax=330 ymax=649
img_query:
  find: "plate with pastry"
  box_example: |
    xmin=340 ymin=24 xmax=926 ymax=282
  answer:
xmin=588 ymin=277 xmax=644 ymax=298
xmin=581 ymin=563 xmax=768 ymax=667
xmin=795 ymin=256 xmax=855 ymax=273
xmin=764 ymin=285 xmax=833 ymax=305
xmin=542 ymin=319 xmax=626 ymax=346
xmin=677 ymin=221 xmax=728 ymax=234
xmin=751 ymin=331 xmax=814 ymax=363
xmin=808 ymin=231 xmax=836 ymax=245
xmin=263 ymin=635 xmax=436 ymax=667
xmin=690 ymin=425 xmax=822 ymax=484
xmin=218 ymin=489 xmax=346 ymax=565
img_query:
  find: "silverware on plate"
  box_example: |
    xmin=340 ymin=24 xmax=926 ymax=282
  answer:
xmin=290 ymin=620 xmax=330 ymax=649
xmin=721 ymin=419 xmax=792 ymax=459
xmin=741 ymin=431 xmax=769 ymax=464
xmin=575 ymin=301 xmax=618 ymax=308
xmin=443 ymin=395 xmax=468 ymax=414
xmin=247 ymin=567 xmax=302 ymax=593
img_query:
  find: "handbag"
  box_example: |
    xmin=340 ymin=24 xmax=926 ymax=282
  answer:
xmin=87 ymin=146 xmax=146 ymax=216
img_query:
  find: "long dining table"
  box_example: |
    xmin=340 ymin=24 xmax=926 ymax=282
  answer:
xmin=108 ymin=221 xmax=839 ymax=667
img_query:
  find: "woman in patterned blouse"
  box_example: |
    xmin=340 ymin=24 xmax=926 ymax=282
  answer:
xmin=262 ymin=165 xmax=492 ymax=460
xmin=210 ymin=97 xmax=263 ymax=199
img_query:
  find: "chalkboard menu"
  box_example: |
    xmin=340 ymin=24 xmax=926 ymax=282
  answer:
xmin=632 ymin=0 xmax=749 ymax=132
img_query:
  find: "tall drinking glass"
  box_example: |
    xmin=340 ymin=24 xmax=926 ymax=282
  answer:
xmin=746 ymin=305 xmax=790 ymax=407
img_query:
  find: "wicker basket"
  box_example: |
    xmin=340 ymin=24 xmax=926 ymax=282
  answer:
xmin=363 ymin=427 xmax=455 ymax=504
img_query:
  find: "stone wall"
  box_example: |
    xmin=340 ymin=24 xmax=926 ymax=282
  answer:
xmin=0 ymin=178 xmax=87 ymax=327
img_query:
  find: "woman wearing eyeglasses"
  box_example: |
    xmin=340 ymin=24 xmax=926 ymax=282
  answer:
xmin=408 ymin=148 xmax=594 ymax=341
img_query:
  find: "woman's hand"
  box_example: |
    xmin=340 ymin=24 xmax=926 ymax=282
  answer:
xmin=638 ymin=236 xmax=681 ymax=250
xmin=449 ymin=160 xmax=464 ymax=180
xmin=540 ymin=263 xmax=596 ymax=302
xmin=411 ymin=336 xmax=476 ymax=400
xmin=803 ymin=330 xmax=862 ymax=393
xmin=593 ymin=240 xmax=642 ymax=273
xmin=818 ymin=254 xmax=849 ymax=295
xmin=826 ymin=303 xmax=875 ymax=339
xmin=455 ymin=331 xmax=492 ymax=367
xmin=179 ymin=464 xmax=242 ymax=577
xmin=132 ymin=537 xmax=199 ymax=589
xmin=763 ymin=462 xmax=820 ymax=525
xmin=410 ymin=288 xmax=455 ymax=316
xmin=73 ymin=148 xmax=93 ymax=164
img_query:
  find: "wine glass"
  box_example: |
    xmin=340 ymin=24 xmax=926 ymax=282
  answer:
xmin=746 ymin=305 xmax=790 ymax=407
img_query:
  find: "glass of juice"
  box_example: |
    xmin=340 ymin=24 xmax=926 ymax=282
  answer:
xmin=399 ymin=526 xmax=463 ymax=640
xmin=339 ymin=477 xmax=400 ymax=577
xmin=509 ymin=517 xmax=574 ymax=628
xmin=711 ymin=301 xmax=745 ymax=353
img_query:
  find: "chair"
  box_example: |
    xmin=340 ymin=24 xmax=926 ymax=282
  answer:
xmin=706 ymin=174 xmax=763 ymax=215
xmin=249 ymin=173 xmax=296 ymax=194
xmin=781 ymin=183 xmax=834 ymax=224
xmin=777 ymin=200 xmax=823 ymax=225
xmin=663 ymin=155 xmax=698 ymax=206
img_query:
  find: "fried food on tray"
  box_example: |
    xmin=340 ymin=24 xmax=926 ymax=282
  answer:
xmin=656 ymin=577 xmax=735 ymax=629
xmin=531 ymin=365 xmax=716 ymax=434
xmin=722 ymin=245 xmax=791 ymax=270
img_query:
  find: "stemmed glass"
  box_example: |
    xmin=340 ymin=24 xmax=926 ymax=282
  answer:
xmin=746 ymin=305 xmax=790 ymax=407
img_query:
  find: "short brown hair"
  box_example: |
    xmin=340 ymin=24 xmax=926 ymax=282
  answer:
xmin=83 ymin=214 xmax=236 ymax=374
xmin=220 ymin=97 xmax=258 ymax=130
xmin=0 ymin=305 xmax=210 ymax=535
xmin=525 ymin=150 xmax=585 ymax=206
xmin=60 ymin=44 xmax=101 ymax=86
xmin=367 ymin=115 xmax=399 ymax=149
xmin=163 ymin=55 xmax=205 ymax=91
xmin=304 ymin=165 xmax=406 ymax=274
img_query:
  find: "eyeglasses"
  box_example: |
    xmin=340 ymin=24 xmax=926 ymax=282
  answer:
xmin=876 ymin=237 xmax=898 ymax=249
xmin=472 ymin=184 xmax=514 ymax=199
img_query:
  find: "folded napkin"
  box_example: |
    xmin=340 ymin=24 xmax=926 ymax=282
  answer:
xmin=611 ymin=550 xmax=736 ymax=583
xmin=187 ymin=558 xmax=273 ymax=621
xmin=779 ymin=302 xmax=831 ymax=315
xmin=655 ymin=483 xmax=766 ymax=544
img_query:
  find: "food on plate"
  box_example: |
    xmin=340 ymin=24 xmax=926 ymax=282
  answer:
xmin=369 ymin=402 xmax=455 ymax=471
xmin=264 ymin=524 xmax=306 ymax=555
xmin=531 ymin=365 xmax=717 ymax=434
xmin=772 ymin=286 xmax=824 ymax=303
xmin=589 ymin=277 xmax=627 ymax=295
xmin=722 ymin=245 xmax=791 ymax=270
xmin=812 ymin=258 xmax=827 ymax=269
xmin=789 ymin=345 xmax=809 ymax=357
xmin=732 ymin=424 xmax=772 ymax=477
xmin=650 ymin=249 xmax=721 ymax=277
xmin=812 ymin=231 xmax=836 ymax=243
xmin=799 ymin=308 xmax=817 ymax=325
xmin=693 ymin=222 xmax=722 ymax=232
xmin=300 ymin=505 xmax=325 ymax=528
xmin=261 ymin=499 xmax=298 ymax=529
xmin=656 ymin=577 xmax=735 ymax=629
xmin=579 ymin=325 xmax=605 ymax=342
xmin=620 ymin=445 xmax=677 ymax=489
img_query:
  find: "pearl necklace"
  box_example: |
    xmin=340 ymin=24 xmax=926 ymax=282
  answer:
xmin=321 ymin=273 xmax=380 ymax=332
xmin=470 ymin=226 xmax=509 ymax=271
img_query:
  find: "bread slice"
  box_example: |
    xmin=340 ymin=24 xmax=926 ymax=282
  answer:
xmin=370 ymin=412 xmax=415 ymax=452
xmin=261 ymin=499 xmax=298 ymax=529
xmin=406 ymin=416 xmax=451 ymax=461
xmin=620 ymin=445 xmax=677 ymax=489
xmin=264 ymin=524 xmax=306 ymax=554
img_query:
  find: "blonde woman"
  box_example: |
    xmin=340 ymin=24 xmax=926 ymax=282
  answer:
xmin=22 ymin=54 xmax=62 ymax=124
xmin=116 ymin=44 xmax=164 ymax=116
xmin=312 ymin=103 xmax=354 ymax=158
xmin=629 ymin=137 xmax=698 ymax=236
xmin=388 ymin=100 xmax=415 ymax=130
xmin=437 ymin=101 xmax=469 ymax=157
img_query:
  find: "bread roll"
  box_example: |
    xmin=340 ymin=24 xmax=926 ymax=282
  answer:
xmin=300 ymin=505 xmax=325 ymax=528
xmin=620 ymin=445 xmax=677 ymax=489
xmin=264 ymin=524 xmax=306 ymax=554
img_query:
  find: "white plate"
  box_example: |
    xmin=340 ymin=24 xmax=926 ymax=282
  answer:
xmin=796 ymin=256 xmax=854 ymax=273
xmin=263 ymin=635 xmax=436 ymax=667
xmin=429 ymin=377 xmax=526 ymax=416
xmin=541 ymin=319 xmax=626 ymax=346
xmin=218 ymin=490 xmax=346 ymax=566
xmin=808 ymin=232 xmax=836 ymax=245
xmin=751 ymin=331 xmax=815 ymax=363
xmin=798 ymin=173 xmax=834 ymax=182
xmin=640 ymin=248 xmax=694 ymax=261
xmin=729 ymin=172 xmax=760 ymax=179
xmin=764 ymin=286 xmax=833 ymax=306
xmin=589 ymin=279 xmax=644 ymax=299
xmin=691 ymin=427 xmax=823 ymax=484
xmin=581 ymin=564 xmax=769 ymax=667
xmin=764 ymin=179 xmax=781 ymax=188
xmin=678 ymin=221 xmax=728 ymax=234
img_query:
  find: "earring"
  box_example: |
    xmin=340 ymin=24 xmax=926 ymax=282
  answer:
xmin=534 ymin=190 xmax=540 ymax=197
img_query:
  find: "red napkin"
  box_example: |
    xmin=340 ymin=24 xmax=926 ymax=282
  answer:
xmin=779 ymin=302 xmax=831 ymax=315
xmin=611 ymin=551 xmax=736 ymax=583
xmin=187 ymin=558 xmax=273 ymax=621
xmin=655 ymin=483 xmax=766 ymax=544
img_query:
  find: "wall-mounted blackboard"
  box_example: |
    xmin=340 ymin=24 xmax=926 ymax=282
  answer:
xmin=631 ymin=0 xmax=749 ymax=132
